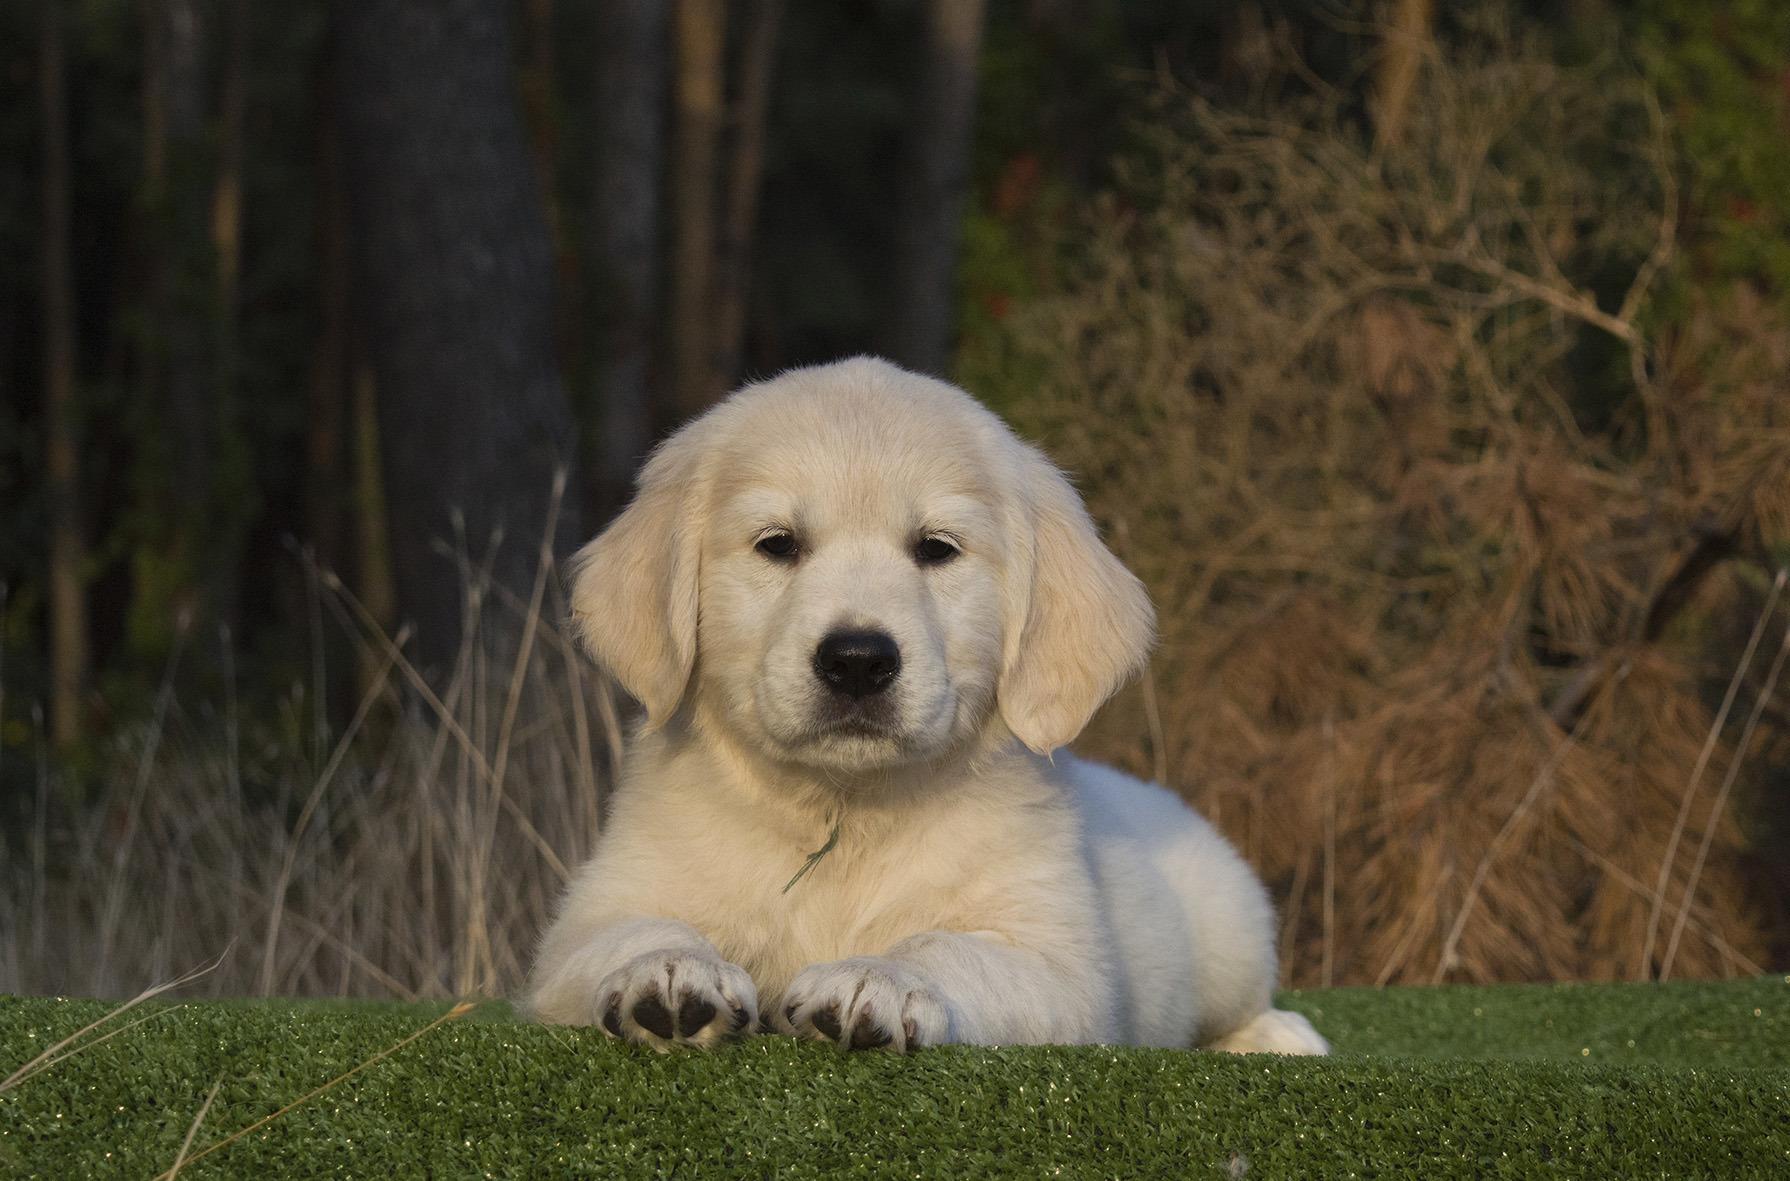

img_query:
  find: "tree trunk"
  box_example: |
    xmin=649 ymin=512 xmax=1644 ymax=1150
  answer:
xmin=138 ymin=0 xmax=225 ymax=644
xmin=331 ymin=0 xmax=580 ymax=676
xmin=518 ymin=0 xmax=579 ymax=375
xmin=141 ymin=0 xmax=166 ymax=191
xmin=352 ymin=361 xmax=397 ymax=636
xmin=41 ymin=0 xmax=89 ymax=750
xmin=160 ymin=0 xmax=212 ymax=535
xmin=518 ymin=0 xmax=561 ymax=237
xmin=590 ymin=0 xmax=671 ymax=520
xmin=212 ymin=0 xmax=245 ymax=326
xmin=712 ymin=0 xmax=784 ymax=395
xmin=208 ymin=0 xmax=248 ymax=627
xmin=667 ymin=0 xmax=726 ymax=422
xmin=883 ymin=0 xmax=987 ymax=378
xmin=305 ymin=44 xmax=350 ymax=572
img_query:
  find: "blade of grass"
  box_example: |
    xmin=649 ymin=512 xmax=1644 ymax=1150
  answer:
xmin=0 ymin=582 xmax=7 ymax=790
xmin=92 ymin=615 xmax=190 ymax=994
xmin=1564 ymin=833 xmax=1765 ymax=977
xmin=1659 ymin=614 xmax=1790 ymax=982
xmin=490 ymin=468 xmax=565 ymax=809
xmin=1 ymin=951 xmax=221 ymax=1094
xmin=260 ymin=626 xmax=408 ymax=996
xmin=320 ymin=565 xmax=497 ymax=785
xmin=1639 ymin=566 xmax=1785 ymax=979
xmin=147 ymin=1001 xmax=476 ymax=1181
xmin=167 ymin=1076 xmax=223 ymax=1179
xmin=1433 ymin=695 xmax=1597 ymax=984
xmin=191 ymin=861 xmax=422 ymax=1001
xmin=2 ymin=1009 xmax=181 ymax=1095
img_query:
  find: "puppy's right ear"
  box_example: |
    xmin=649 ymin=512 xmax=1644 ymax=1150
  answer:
xmin=568 ymin=436 xmax=702 ymax=728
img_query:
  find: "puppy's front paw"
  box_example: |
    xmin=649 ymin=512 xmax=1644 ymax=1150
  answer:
xmin=594 ymin=952 xmax=757 ymax=1050
xmin=777 ymin=956 xmax=951 ymax=1052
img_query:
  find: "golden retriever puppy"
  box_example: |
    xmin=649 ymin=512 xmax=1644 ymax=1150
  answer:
xmin=525 ymin=357 xmax=1327 ymax=1056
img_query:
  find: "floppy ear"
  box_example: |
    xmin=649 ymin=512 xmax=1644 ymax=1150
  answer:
xmin=998 ymin=451 xmax=1156 ymax=754
xmin=568 ymin=435 xmax=702 ymax=728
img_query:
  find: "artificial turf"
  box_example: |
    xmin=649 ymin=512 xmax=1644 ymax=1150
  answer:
xmin=2 ymin=976 xmax=1786 ymax=1179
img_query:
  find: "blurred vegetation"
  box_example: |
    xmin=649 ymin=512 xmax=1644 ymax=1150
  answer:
xmin=0 ymin=0 xmax=1786 ymax=992
xmin=958 ymin=3 xmax=1790 ymax=979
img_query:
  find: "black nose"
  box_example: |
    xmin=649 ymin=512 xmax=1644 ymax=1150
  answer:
xmin=812 ymin=629 xmax=901 ymax=699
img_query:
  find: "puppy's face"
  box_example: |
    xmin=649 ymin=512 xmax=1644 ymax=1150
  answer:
xmin=696 ymin=421 xmax=1011 ymax=773
xmin=570 ymin=358 xmax=1155 ymax=781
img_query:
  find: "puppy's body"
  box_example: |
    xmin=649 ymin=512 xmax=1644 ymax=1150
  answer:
xmin=532 ymin=735 xmax=1288 ymax=1048
xmin=526 ymin=358 xmax=1325 ymax=1054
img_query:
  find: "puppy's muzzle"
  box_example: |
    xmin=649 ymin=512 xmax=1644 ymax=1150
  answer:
xmin=812 ymin=629 xmax=901 ymax=700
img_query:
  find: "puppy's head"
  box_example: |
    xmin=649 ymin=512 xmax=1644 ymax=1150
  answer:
xmin=570 ymin=358 xmax=1154 ymax=773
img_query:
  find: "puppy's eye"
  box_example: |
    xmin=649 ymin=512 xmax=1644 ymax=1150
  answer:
xmin=755 ymin=531 xmax=799 ymax=561
xmin=914 ymin=535 xmax=961 ymax=566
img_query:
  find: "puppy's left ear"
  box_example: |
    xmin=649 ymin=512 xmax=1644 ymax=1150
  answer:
xmin=998 ymin=451 xmax=1156 ymax=754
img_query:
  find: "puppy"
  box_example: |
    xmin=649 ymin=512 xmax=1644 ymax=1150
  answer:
xmin=525 ymin=357 xmax=1326 ymax=1055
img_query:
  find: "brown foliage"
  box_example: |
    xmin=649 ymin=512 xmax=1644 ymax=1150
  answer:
xmin=967 ymin=13 xmax=1790 ymax=984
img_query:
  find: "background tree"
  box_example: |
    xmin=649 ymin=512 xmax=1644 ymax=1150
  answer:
xmin=711 ymin=0 xmax=785 ymax=395
xmin=882 ymin=0 xmax=988 ymax=377
xmin=666 ymin=0 xmax=726 ymax=423
xmin=590 ymin=0 xmax=671 ymax=520
xmin=39 ymin=0 xmax=86 ymax=751
xmin=331 ymin=0 xmax=579 ymax=674
xmin=662 ymin=0 xmax=786 ymax=427
xmin=142 ymin=0 xmax=229 ymax=631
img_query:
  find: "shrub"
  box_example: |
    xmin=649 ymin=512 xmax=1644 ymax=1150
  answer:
xmin=960 ymin=10 xmax=1790 ymax=985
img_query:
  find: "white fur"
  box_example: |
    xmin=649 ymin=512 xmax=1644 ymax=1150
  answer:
xmin=524 ymin=357 xmax=1326 ymax=1056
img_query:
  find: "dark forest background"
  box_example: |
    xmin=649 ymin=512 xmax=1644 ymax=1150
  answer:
xmin=2 ymin=0 xmax=1789 ymax=998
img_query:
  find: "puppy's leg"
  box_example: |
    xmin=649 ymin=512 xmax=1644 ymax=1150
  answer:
xmin=777 ymin=931 xmax=1107 ymax=1051
xmin=525 ymin=917 xmax=757 ymax=1050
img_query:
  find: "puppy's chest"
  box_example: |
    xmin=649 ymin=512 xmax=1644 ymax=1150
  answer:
xmin=667 ymin=822 xmax=974 ymax=990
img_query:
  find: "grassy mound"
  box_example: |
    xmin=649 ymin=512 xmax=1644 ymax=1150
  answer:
xmin=2 ymin=976 xmax=1786 ymax=1178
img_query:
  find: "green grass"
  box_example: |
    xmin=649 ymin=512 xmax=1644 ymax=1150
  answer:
xmin=3 ymin=977 xmax=1787 ymax=1178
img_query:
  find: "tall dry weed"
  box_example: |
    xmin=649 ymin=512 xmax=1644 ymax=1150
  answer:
xmin=0 ymin=544 xmax=622 ymax=1001
xmin=964 ymin=10 xmax=1790 ymax=984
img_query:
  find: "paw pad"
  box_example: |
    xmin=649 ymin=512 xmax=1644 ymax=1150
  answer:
xmin=632 ymin=989 xmax=676 ymax=1040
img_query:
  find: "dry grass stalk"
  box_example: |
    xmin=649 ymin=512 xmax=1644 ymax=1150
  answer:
xmin=1640 ymin=566 xmax=1786 ymax=977
xmin=147 ymin=1001 xmax=475 ymax=1181
xmin=167 ymin=1076 xmax=223 ymax=1179
xmin=0 ymin=544 xmax=621 ymax=1002
xmin=1659 ymin=616 xmax=1790 ymax=981
xmin=1 ymin=954 xmax=220 ymax=1093
xmin=966 ymin=9 xmax=1790 ymax=984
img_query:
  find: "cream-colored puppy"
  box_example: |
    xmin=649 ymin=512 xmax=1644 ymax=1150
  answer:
xmin=525 ymin=357 xmax=1326 ymax=1056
